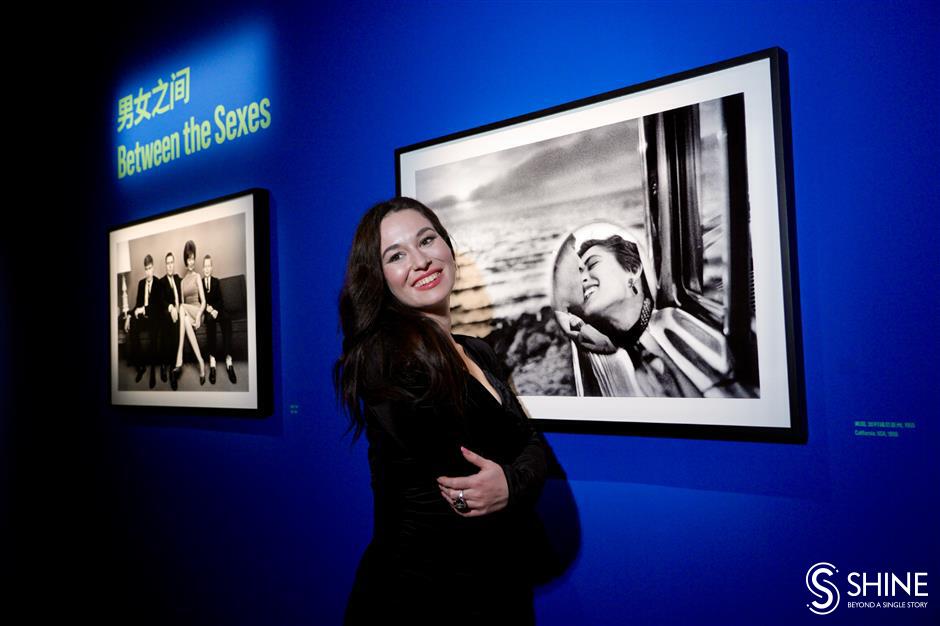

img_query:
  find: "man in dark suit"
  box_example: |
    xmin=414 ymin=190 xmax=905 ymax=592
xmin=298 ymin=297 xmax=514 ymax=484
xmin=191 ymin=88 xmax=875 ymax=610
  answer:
xmin=161 ymin=251 xmax=184 ymax=390
xmin=124 ymin=254 xmax=162 ymax=388
xmin=202 ymin=254 xmax=237 ymax=385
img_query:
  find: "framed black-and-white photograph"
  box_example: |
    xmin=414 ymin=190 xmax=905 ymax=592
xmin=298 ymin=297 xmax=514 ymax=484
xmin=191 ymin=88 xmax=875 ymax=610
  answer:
xmin=109 ymin=188 xmax=273 ymax=415
xmin=397 ymin=48 xmax=804 ymax=442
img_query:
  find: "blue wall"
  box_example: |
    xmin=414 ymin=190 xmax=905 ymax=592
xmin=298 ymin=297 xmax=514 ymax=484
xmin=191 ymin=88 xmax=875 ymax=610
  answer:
xmin=21 ymin=1 xmax=937 ymax=624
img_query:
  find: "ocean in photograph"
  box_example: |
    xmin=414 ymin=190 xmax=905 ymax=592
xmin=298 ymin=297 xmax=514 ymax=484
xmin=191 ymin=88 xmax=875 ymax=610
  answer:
xmin=432 ymin=187 xmax=646 ymax=396
xmin=439 ymin=187 xmax=646 ymax=329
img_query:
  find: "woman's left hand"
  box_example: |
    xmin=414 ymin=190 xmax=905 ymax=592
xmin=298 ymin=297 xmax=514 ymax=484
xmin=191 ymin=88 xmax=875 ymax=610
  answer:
xmin=556 ymin=310 xmax=617 ymax=354
xmin=437 ymin=446 xmax=509 ymax=517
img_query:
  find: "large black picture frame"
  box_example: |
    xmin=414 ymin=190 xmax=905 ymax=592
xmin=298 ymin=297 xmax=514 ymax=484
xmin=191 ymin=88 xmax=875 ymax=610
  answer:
xmin=108 ymin=188 xmax=273 ymax=416
xmin=397 ymin=48 xmax=804 ymax=443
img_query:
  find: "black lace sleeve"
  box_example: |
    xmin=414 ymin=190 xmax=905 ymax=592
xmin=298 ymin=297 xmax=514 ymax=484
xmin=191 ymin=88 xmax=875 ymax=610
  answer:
xmin=499 ymin=427 xmax=548 ymax=510
xmin=365 ymin=393 xmax=470 ymax=480
xmin=468 ymin=337 xmax=549 ymax=510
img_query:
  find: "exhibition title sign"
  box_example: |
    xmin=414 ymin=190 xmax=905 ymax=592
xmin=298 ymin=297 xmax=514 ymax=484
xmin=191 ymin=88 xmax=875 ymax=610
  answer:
xmin=113 ymin=25 xmax=273 ymax=180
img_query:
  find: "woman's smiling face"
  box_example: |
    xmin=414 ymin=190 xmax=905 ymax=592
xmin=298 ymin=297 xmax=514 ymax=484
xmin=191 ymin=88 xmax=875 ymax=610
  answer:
xmin=579 ymin=244 xmax=643 ymax=332
xmin=379 ymin=208 xmax=456 ymax=315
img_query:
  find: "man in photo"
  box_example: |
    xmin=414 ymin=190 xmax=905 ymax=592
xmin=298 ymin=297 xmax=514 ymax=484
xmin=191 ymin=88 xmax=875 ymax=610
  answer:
xmin=161 ymin=251 xmax=184 ymax=390
xmin=202 ymin=254 xmax=237 ymax=385
xmin=125 ymin=254 xmax=161 ymax=388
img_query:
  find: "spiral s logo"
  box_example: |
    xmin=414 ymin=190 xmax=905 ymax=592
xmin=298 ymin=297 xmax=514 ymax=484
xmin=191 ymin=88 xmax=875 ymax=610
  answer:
xmin=806 ymin=562 xmax=840 ymax=615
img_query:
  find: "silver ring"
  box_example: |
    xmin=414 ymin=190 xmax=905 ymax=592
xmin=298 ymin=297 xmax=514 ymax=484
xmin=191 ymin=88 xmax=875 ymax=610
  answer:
xmin=453 ymin=489 xmax=469 ymax=512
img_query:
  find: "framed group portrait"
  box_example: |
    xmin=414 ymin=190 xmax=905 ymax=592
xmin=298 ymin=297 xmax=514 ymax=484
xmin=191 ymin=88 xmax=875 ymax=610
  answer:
xmin=397 ymin=48 xmax=805 ymax=442
xmin=108 ymin=188 xmax=273 ymax=415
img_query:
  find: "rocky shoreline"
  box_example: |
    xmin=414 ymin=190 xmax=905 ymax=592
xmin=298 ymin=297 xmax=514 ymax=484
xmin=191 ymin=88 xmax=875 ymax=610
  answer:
xmin=456 ymin=305 xmax=576 ymax=397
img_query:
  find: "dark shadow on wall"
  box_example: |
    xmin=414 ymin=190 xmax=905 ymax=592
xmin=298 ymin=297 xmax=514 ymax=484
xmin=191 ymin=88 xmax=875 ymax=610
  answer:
xmin=531 ymin=440 xmax=581 ymax=589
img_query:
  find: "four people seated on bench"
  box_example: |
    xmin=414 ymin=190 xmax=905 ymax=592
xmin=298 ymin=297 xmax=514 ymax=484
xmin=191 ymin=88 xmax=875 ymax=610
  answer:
xmin=124 ymin=242 xmax=238 ymax=390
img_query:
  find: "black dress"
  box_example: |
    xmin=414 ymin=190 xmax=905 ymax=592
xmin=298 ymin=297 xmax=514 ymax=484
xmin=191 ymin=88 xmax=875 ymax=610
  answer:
xmin=344 ymin=333 xmax=548 ymax=625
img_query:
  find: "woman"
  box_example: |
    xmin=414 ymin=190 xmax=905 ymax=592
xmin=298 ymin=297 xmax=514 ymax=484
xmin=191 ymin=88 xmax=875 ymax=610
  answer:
xmin=174 ymin=239 xmax=207 ymax=386
xmin=334 ymin=197 xmax=549 ymax=624
xmin=557 ymin=229 xmax=701 ymax=397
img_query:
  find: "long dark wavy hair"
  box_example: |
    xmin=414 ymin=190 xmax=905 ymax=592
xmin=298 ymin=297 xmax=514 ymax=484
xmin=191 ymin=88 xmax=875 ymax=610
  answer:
xmin=333 ymin=197 xmax=469 ymax=443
